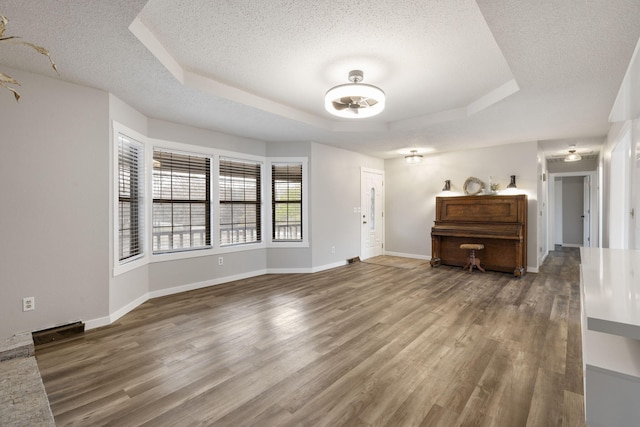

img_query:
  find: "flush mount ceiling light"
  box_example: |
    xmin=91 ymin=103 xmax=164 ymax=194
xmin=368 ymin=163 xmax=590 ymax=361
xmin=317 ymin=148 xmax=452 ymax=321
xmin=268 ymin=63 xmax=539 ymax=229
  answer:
xmin=564 ymin=147 xmax=582 ymax=162
xmin=405 ymin=150 xmax=423 ymax=163
xmin=325 ymin=70 xmax=385 ymax=118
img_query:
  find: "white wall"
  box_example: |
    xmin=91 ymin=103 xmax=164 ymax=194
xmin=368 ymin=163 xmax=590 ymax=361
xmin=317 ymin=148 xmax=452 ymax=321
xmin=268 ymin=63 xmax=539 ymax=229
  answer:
xmin=384 ymin=141 xmax=540 ymax=270
xmin=537 ymin=154 xmax=549 ymax=263
xmin=0 ymin=67 xmax=110 ymax=338
xmin=604 ymin=122 xmax=638 ymax=250
xmin=148 ymin=119 xmax=267 ymax=157
xmin=145 ymin=119 xmax=271 ymax=294
xmin=635 ymin=118 xmax=640 ymax=249
xmin=605 ymin=37 xmax=640 ymax=249
xmin=148 ymin=249 xmax=267 ymax=294
xmin=108 ymin=95 xmax=150 ymax=319
xmin=610 ymin=38 xmax=640 ymax=124
xmin=310 ymin=143 xmax=384 ymax=268
xmin=266 ymin=142 xmax=313 ymax=270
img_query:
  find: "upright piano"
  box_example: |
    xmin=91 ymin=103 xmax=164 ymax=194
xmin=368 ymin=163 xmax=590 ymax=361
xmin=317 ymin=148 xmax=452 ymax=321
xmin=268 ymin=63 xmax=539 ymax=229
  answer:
xmin=430 ymin=194 xmax=527 ymax=276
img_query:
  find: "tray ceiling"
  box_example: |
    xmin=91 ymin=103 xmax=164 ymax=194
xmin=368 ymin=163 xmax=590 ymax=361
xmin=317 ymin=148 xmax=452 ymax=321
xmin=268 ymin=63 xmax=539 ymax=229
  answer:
xmin=1 ymin=0 xmax=639 ymax=158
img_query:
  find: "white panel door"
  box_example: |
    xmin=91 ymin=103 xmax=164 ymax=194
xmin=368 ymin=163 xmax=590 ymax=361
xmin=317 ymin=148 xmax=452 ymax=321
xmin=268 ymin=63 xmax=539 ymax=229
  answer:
xmin=361 ymin=169 xmax=384 ymax=260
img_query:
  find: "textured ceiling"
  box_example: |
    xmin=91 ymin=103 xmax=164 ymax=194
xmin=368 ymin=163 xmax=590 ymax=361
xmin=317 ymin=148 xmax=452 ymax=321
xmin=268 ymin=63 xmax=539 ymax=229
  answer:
xmin=136 ymin=0 xmax=515 ymax=123
xmin=1 ymin=0 xmax=640 ymax=159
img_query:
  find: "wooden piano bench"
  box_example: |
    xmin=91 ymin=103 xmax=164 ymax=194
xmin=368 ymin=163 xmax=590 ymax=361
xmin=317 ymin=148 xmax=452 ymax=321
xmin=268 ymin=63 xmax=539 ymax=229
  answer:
xmin=460 ymin=243 xmax=485 ymax=273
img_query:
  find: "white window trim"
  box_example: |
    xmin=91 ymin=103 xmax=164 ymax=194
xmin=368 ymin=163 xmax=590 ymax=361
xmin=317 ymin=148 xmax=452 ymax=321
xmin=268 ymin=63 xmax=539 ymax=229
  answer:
xmin=112 ymin=121 xmax=148 ymax=277
xmin=218 ymin=152 xmax=267 ymax=249
xmin=150 ymin=142 xmax=214 ymax=256
xmin=210 ymin=151 xmax=267 ymax=254
xmin=112 ymin=125 xmax=306 ymax=272
xmin=146 ymin=145 xmax=267 ymax=262
xmin=266 ymin=157 xmax=309 ymax=248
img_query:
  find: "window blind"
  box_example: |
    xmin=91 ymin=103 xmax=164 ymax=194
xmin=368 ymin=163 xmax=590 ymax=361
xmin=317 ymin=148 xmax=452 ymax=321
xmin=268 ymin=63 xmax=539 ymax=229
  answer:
xmin=152 ymin=149 xmax=211 ymax=253
xmin=272 ymin=163 xmax=303 ymax=241
xmin=219 ymin=158 xmax=262 ymax=245
xmin=118 ymin=134 xmax=144 ymax=261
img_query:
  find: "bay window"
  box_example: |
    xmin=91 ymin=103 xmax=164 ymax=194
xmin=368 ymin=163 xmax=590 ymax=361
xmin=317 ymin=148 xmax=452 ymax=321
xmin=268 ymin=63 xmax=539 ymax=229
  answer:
xmin=152 ymin=149 xmax=211 ymax=253
xmin=117 ymin=133 xmax=144 ymax=262
xmin=272 ymin=162 xmax=303 ymax=241
xmin=219 ymin=158 xmax=262 ymax=245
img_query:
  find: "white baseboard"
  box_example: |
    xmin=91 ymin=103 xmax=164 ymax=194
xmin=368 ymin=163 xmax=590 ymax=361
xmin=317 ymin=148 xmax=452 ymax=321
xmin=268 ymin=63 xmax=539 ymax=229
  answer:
xmin=267 ymin=261 xmax=347 ymax=274
xmin=84 ymin=315 xmax=111 ymax=331
xmin=540 ymin=251 xmax=549 ymax=264
xmin=85 ymin=295 xmax=147 ymax=331
xmin=110 ymin=293 xmax=149 ymax=324
xmin=85 ymin=262 xmax=353 ymax=332
xmin=86 ymin=270 xmax=267 ymax=331
xmin=311 ymin=260 xmax=348 ymax=273
xmin=266 ymin=267 xmax=312 ymax=274
xmin=148 ymin=269 xmax=267 ymax=299
xmin=383 ymin=251 xmax=430 ymax=260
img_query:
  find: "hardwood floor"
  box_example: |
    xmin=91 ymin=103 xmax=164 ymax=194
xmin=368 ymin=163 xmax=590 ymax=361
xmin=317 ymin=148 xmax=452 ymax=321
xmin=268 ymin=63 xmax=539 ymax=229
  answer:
xmin=36 ymin=248 xmax=585 ymax=426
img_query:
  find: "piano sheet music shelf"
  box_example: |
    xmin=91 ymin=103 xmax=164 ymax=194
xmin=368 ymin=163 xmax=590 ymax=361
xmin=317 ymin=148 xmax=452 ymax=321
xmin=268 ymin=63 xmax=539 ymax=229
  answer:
xmin=430 ymin=194 xmax=527 ymax=277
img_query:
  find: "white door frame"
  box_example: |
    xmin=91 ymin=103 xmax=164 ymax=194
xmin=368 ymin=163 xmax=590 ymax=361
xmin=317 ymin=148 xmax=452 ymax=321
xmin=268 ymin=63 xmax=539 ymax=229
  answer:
xmin=548 ymin=171 xmax=598 ymax=248
xmin=360 ymin=167 xmax=385 ymax=260
xmin=583 ymin=175 xmax=591 ymax=247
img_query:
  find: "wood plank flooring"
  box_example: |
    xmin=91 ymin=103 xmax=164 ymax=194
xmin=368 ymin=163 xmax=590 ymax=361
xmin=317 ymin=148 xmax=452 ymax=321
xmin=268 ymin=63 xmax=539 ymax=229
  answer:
xmin=35 ymin=248 xmax=584 ymax=426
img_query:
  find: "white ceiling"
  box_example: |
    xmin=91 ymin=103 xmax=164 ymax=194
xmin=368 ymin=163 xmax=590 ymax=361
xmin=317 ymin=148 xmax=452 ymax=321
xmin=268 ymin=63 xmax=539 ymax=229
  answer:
xmin=1 ymin=0 xmax=639 ymax=159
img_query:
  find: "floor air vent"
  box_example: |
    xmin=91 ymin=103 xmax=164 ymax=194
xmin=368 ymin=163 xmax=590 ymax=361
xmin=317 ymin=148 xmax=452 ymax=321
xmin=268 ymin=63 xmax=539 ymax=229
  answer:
xmin=32 ymin=321 xmax=85 ymax=346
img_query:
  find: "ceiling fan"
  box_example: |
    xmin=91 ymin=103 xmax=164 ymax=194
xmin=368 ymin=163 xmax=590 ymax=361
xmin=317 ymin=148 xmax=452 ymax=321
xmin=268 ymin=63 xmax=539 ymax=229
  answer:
xmin=332 ymin=96 xmax=379 ymax=114
xmin=325 ymin=70 xmax=385 ymax=118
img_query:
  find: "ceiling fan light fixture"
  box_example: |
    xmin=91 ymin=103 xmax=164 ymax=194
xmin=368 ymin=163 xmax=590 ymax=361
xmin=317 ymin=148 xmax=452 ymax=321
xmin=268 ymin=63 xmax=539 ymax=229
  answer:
xmin=325 ymin=70 xmax=385 ymax=118
xmin=405 ymin=150 xmax=423 ymax=163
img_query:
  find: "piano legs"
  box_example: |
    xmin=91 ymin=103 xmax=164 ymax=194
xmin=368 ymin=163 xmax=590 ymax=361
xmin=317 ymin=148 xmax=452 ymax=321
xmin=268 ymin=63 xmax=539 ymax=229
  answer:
xmin=464 ymin=254 xmax=485 ymax=272
xmin=430 ymin=237 xmax=441 ymax=268
xmin=431 ymin=234 xmax=526 ymax=277
xmin=460 ymin=244 xmax=485 ymax=273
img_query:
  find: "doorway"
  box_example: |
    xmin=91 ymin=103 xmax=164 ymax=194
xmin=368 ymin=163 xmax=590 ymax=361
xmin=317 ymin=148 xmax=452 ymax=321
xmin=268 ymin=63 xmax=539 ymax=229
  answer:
xmin=548 ymin=171 xmax=597 ymax=249
xmin=361 ymin=168 xmax=384 ymax=260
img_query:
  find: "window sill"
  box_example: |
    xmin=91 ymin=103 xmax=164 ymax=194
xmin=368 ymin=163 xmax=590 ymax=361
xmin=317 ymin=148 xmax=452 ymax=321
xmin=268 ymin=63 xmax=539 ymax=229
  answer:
xmin=267 ymin=241 xmax=309 ymax=248
xmin=150 ymin=242 xmax=267 ymax=263
xmin=113 ymin=255 xmax=147 ymax=277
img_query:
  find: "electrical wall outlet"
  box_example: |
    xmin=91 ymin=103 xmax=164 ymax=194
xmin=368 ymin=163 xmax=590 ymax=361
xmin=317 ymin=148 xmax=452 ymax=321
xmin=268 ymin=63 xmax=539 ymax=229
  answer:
xmin=218 ymin=256 xmax=224 ymax=265
xmin=331 ymin=246 xmax=335 ymax=254
xmin=23 ymin=297 xmax=35 ymax=312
